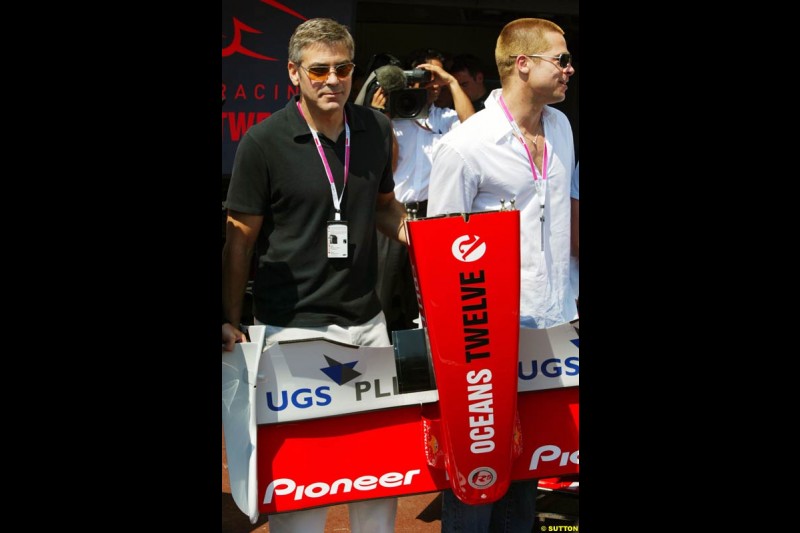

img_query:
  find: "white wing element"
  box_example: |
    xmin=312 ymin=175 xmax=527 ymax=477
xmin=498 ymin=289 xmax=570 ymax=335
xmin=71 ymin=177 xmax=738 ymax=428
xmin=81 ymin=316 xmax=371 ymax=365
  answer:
xmin=221 ymin=326 xmax=267 ymax=524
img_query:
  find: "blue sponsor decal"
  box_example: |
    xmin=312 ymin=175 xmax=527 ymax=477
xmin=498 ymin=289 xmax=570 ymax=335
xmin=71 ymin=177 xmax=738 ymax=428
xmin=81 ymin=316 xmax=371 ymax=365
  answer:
xmin=518 ymin=357 xmax=579 ymax=380
xmin=265 ymin=354 xmax=362 ymax=411
xmin=266 ymin=387 xmax=332 ymax=411
xmin=320 ymin=354 xmax=362 ymax=385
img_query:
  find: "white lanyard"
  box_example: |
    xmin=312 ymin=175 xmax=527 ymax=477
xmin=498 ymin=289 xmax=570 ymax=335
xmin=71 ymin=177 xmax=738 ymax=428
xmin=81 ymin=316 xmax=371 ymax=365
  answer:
xmin=297 ymin=101 xmax=350 ymax=220
xmin=498 ymin=95 xmax=548 ymax=248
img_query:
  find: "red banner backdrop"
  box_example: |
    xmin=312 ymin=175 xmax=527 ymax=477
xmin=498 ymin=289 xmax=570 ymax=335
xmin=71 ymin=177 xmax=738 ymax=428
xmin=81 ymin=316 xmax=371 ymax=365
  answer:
xmin=222 ymin=0 xmax=355 ymax=174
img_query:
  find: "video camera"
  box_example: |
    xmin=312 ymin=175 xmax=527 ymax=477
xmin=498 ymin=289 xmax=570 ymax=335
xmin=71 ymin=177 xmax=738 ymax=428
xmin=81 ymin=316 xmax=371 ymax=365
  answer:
xmin=354 ymin=53 xmax=432 ymax=120
xmin=401 ymin=68 xmax=434 ymax=85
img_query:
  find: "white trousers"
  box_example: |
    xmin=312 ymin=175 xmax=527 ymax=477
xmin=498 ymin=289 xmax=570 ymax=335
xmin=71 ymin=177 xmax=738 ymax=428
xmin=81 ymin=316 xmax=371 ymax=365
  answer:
xmin=256 ymin=312 xmax=398 ymax=533
xmin=258 ymin=311 xmax=391 ymax=350
xmin=267 ymin=499 xmax=398 ymax=533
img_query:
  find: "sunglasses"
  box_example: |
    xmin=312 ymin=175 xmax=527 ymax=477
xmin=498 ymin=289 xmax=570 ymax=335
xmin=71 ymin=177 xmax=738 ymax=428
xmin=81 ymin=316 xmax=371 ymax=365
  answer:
xmin=299 ymin=62 xmax=356 ymax=82
xmin=511 ymin=53 xmax=572 ymax=69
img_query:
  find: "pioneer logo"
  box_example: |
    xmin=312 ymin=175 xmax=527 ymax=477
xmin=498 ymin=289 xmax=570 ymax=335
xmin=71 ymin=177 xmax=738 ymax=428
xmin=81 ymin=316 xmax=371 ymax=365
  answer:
xmin=452 ymin=235 xmax=486 ymax=262
xmin=263 ymin=469 xmax=422 ymax=503
xmin=529 ymin=445 xmax=579 ymax=471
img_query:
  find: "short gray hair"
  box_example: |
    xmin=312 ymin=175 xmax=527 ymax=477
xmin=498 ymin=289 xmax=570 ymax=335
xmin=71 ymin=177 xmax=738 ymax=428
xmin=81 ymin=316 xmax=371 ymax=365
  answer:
xmin=288 ymin=18 xmax=355 ymax=64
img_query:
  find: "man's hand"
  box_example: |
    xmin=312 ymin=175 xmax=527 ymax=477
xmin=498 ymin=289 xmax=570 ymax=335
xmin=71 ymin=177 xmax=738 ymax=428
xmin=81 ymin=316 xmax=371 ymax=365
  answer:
xmin=222 ymin=322 xmax=247 ymax=352
xmin=371 ymin=86 xmax=388 ymax=113
xmin=416 ymin=63 xmax=475 ymax=122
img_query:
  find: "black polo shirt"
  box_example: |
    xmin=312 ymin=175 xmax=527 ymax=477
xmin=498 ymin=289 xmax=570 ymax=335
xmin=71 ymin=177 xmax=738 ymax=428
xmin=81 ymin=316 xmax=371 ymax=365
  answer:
xmin=226 ymin=96 xmax=395 ymax=327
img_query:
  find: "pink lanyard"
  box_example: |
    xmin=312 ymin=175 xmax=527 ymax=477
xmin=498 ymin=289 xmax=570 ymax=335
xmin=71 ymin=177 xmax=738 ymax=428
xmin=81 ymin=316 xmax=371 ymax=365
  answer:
xmin=297 ymin=101 xmax=350 ymax=220
xmin=498 ymin=95 xmax=548 ymax=248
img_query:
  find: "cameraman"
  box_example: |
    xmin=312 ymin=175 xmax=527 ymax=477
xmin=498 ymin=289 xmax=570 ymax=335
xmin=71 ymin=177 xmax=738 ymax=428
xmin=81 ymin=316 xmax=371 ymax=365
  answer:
xmin=373 ymin=48 xmax=476 ymax=335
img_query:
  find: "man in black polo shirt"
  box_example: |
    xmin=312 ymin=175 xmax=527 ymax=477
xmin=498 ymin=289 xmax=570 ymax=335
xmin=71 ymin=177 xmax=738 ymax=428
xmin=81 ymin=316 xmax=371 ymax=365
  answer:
xmin=222 ymin=17 xmax=407 ymax=533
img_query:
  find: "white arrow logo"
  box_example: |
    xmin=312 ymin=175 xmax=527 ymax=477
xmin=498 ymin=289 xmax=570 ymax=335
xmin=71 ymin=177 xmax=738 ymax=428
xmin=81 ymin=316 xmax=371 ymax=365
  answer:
xmin=451 ymin=234 xmax=486 ymax=262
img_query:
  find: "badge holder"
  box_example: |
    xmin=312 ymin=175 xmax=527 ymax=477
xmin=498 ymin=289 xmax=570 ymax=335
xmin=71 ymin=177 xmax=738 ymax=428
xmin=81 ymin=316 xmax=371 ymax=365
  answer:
xmin=327 ymin=220 xmax=348 ymax=258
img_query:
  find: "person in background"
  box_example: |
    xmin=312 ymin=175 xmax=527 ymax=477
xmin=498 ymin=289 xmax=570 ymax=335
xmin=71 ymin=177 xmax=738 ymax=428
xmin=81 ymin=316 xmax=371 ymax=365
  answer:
xmin=449 ymin=53 xmax=491 ymax=111
xmin=371 ymin=47 xmax=475 ymax=336
xmin=434 ymin=53 xmax=455 ymax=109
xmin=427 ymin=17 xmax=577 ymax=532
xmin=222 ymin=17 xmax=407 ymax=533
xmin=434 ymin=82 xmax=454 ymax=108
xmin=348 ymin=64 xmax=367 ymax=103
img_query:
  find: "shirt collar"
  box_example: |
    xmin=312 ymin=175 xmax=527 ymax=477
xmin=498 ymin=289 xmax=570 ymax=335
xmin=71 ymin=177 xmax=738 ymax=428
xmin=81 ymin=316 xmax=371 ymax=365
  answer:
xmin=288 ymin=95 xmax=366 ymax=141
xmin=484 ymin=88 xmax=554 ymax=144
xmin=484 ymin=89 xmax=512 ymax=143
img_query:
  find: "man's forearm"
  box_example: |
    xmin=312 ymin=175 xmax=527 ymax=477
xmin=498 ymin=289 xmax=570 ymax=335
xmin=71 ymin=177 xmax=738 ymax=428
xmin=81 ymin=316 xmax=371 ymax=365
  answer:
xmin=376 ymin=198 xmax=408 ymax=245
xmin=222 ymin=243 xmax=253 ymax=326
xmin=449 ymin=81 xmax=476 ymax=123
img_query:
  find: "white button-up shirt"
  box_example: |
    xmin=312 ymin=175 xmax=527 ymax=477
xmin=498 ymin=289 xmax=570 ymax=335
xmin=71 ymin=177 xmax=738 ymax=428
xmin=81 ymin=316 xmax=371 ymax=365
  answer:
xmin=392 ymin=104 xmax=461 ymax=203
xmin=428 ymin=89 xmax=577 ymax=328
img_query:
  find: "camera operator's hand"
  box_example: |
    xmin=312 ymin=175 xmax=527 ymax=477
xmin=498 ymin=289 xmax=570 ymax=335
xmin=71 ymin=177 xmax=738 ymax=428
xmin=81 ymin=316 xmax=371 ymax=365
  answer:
xmin=416 ymin=63 xmax=475 ymax=122
xmin=415 ymin=62 xmax=454 ymax=88
xmin=371 ymin=86 xmax=389 ymax=114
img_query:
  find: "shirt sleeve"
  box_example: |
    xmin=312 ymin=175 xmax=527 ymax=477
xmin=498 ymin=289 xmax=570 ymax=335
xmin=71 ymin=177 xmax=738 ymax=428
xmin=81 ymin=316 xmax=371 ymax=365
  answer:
xmin=570 ymin=162 xmax=580 ymax=200
xmin=226 ymin=131 xmax=269 ymax=215
xmin=427 ymin=105 xmax=460 ymax=134
xmin=428 ymin=140 xmax=478 ymax=216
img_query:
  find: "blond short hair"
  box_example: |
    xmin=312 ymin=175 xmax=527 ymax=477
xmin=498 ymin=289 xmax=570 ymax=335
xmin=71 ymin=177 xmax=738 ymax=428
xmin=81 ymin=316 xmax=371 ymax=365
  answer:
xmin=495 ymin=18 xmax=564 ymax=81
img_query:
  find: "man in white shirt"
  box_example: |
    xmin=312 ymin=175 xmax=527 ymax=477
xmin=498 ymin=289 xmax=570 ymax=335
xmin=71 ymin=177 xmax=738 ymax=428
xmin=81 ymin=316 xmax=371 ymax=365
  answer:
xmin=374 ymin=48 xmax=475 ymax=334
xmin=427 ymin=18 xmax=577 ymax=532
